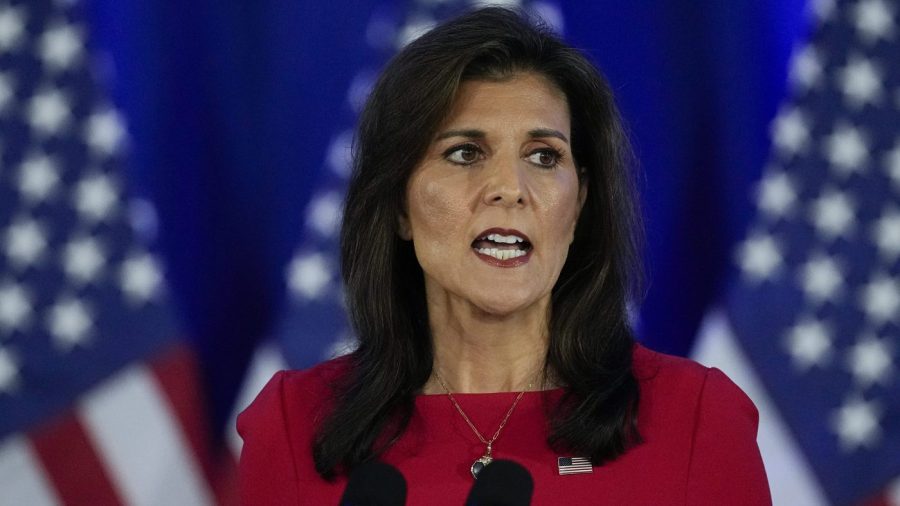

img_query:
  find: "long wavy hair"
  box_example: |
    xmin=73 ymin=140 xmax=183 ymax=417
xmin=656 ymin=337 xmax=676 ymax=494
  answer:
xmin=313 ymin=7 xmax=644 ymax=479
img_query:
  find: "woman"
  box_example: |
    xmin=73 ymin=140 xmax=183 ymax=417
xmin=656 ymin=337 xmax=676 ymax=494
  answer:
xmin=238 ymin=7 xmax=770 ymax=505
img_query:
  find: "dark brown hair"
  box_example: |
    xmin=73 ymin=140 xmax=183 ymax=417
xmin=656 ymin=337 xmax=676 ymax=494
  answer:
xmin=314 ymin=6 xmax=644 ymax=478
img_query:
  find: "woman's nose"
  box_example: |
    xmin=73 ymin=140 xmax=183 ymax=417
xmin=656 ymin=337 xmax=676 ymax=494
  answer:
xmin=482 ymin=158 xmax=527 ymax=207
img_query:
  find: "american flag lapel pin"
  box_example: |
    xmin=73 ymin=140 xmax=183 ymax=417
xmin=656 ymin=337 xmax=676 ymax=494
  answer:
xmin=557 ymin=456 xmax=593 ymax=475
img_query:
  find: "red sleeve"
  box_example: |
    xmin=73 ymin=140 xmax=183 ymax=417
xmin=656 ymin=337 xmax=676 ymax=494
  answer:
xmin=237 ymin=371 xmax=300 ymax=506
xmin=685 ymin=368 xmax=772 ymax=505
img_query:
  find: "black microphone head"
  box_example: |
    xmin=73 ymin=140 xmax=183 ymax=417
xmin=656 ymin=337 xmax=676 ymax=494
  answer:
xmin=339 ymin=460 xmax=407 ymax=506
xmin=465 ymin=459 xmax=534 ymax=506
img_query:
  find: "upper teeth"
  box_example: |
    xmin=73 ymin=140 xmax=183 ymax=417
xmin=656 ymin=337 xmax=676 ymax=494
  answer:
xmin=485 ymin=233 xmax=524 ymax=244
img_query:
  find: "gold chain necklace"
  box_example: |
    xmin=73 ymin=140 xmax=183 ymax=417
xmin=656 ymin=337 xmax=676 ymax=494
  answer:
xmin=433 ymin=369 xmax=536 ymax=479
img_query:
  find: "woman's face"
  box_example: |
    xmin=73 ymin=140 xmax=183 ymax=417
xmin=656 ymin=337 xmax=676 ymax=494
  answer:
xmin=400 ymin=72 xmax=585 ymax=316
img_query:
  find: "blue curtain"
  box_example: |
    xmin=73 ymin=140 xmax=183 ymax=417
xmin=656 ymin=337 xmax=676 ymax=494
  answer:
xmin=561 ymin=1 xmax=807 ymax=354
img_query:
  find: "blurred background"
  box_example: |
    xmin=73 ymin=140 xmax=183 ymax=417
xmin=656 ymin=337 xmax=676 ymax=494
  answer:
xmin=0 ymin=0 xmax=897 ymax=504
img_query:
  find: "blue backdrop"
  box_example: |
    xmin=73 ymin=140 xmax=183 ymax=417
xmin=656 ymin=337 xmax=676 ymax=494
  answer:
xmin=81 ymin=0 xmax=808 ymax=430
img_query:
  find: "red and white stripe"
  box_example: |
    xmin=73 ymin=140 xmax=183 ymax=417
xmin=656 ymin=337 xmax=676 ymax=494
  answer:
xmin=0 ymin=344 xmax=236 ymax=506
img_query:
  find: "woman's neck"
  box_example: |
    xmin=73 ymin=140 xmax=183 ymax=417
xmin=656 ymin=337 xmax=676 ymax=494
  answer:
xmin=422 ymin=295 xmax=550 ymax=394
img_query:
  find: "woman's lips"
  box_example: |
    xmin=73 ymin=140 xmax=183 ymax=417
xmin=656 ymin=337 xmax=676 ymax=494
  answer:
xmin=471 ymin=227 xmax=532 ymax=267
xmin=472 ymin=247 xmax=532 ymax=267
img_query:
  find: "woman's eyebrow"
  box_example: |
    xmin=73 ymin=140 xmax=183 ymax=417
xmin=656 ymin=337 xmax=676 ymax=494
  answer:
xmin=528 ymin=128 xmax=569 ymax=144
xmin=434 ymin=129 xmax=485 ymax=141
xmin=434 ymin=128 xmax=569 ymax=144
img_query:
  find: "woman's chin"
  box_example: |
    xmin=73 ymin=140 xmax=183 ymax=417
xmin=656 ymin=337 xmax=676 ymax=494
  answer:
xmin=468 ymin=294 xmax=545 ymax=319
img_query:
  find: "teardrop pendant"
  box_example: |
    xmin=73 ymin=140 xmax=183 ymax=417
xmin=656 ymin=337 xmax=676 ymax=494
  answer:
xmin=471 ymin=444 xmax=493 ymax=479
xmin=470 ymin=454 xmax=493 ymax=479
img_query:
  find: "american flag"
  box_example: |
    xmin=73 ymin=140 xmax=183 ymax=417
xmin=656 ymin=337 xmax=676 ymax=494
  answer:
xmin=228 ymin=0 xmax=566 ymax=454
xmin=557 ymin=456 xmax=593 ymax=476
xmin=0 ymin=0 xmax=232 ymax=504
xmin=695 ymin=0 xmax=900 ymax=504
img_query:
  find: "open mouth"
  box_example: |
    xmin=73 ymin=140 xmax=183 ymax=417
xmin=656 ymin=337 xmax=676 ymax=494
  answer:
xmin=471 ymin=229 xmax=533 ymax=262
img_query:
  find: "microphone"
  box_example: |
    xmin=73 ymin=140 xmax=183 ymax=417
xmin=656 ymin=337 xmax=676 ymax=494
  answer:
xmin=339 ymin=460 xmax=407 ymax=506
xmin=465 ymin=460 xmax=534 ymax=506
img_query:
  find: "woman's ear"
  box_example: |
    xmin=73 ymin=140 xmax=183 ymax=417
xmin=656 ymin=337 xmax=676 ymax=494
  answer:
xmin=398 ymin=213 xmax=412 ymax=240
xmin=578 ymin=170 xmax=588 ymax=211
xmin=570 ymin=168 xmax=588 ymax=244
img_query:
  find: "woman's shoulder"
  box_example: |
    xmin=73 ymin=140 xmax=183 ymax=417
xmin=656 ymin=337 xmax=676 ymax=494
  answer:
xmin=632 ymin=342 xmax=708 ymax=381
xmin=236 ymin=358 xmax=353 ymax=504
xmin=274 ymin=355 xmax=352 ymax=397
xmin=634 ymin=343 xmax=746 ymax=391
xmin=237 ymin=355 xmax=351 ymax=433
xmin=630 ymin=345 xmax=770 ymax=503
xmin=631 ymin=343 xmax=758 ymax=423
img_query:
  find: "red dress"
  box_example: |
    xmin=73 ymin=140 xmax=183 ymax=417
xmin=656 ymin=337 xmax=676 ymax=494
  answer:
xmin=237 ymin=345 xmax=771 ymax=505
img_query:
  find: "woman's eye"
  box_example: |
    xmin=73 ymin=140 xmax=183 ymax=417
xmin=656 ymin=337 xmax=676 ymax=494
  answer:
xmin=526 ymin=148 xmax=561 ymax=168
xmin=445 ymin=144 xmax=482 ymax=164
